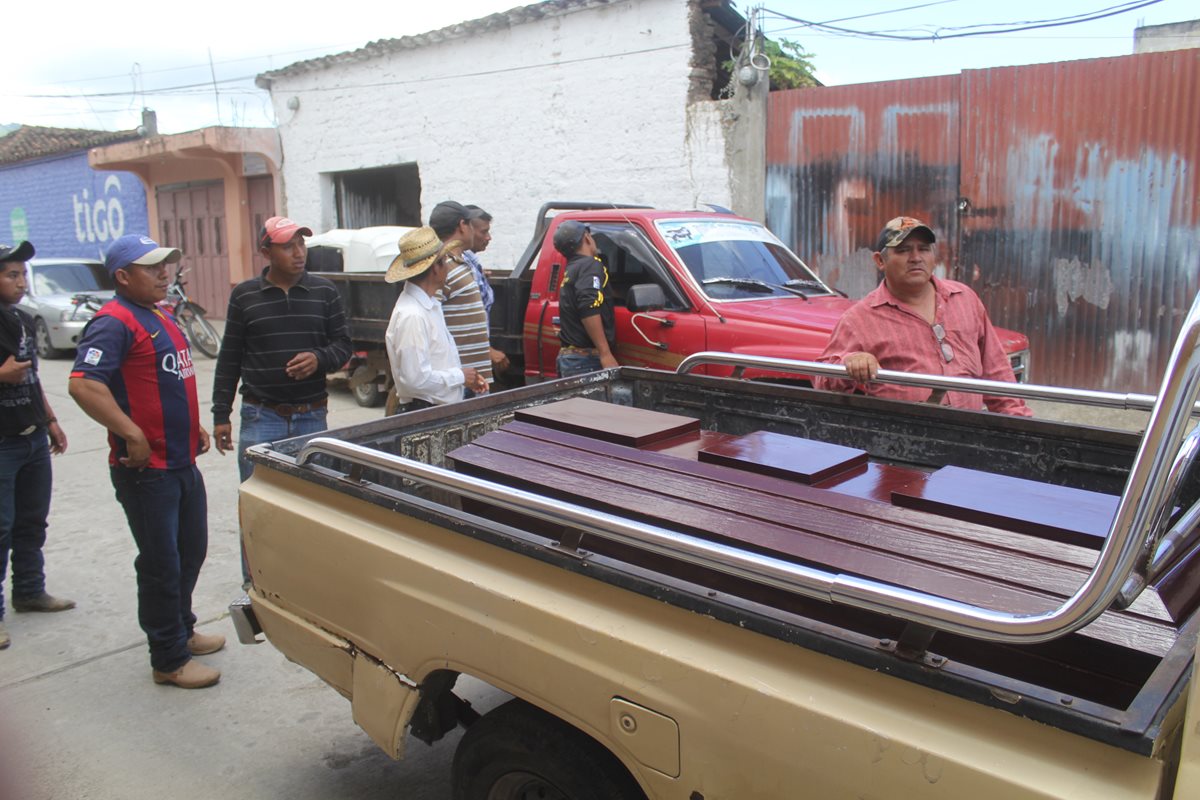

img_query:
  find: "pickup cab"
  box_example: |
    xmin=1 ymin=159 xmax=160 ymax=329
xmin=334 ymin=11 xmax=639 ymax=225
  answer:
xmin=313 ymin=204 xmax=1030 ymax=401
xmin=504 ymin=204 xmax=1029 ymax=383
xmin=229 ymin=290 xmax=1200 ymax=799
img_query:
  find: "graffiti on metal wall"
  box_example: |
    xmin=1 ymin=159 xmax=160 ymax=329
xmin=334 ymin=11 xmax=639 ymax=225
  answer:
xmin=767 ymin=53 xmax=1200 ymax=391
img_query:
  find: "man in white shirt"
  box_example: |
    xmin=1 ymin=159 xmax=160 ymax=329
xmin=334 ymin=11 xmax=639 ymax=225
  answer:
xmin=385 ymin=227 xmax=487 ymax=413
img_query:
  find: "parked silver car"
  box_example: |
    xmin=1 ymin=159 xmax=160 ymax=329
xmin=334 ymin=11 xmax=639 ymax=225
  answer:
xmin=19 ymin=258 xmax=115 ymax=358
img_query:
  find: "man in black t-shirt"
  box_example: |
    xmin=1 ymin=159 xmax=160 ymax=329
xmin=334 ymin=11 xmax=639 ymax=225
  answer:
xmin=0 ymin=241 xmax=74 ymax=649
xmin=553 ymin=221 xmax=618 ymax=378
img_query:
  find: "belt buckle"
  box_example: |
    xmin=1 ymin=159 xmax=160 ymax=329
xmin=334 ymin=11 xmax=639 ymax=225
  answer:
xmin=274 ymin=403 xmax=296 ymax=417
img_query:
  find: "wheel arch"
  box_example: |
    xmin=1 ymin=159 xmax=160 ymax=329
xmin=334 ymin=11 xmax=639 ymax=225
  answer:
xmin=356 ymin=660 xmax=652 ymax=795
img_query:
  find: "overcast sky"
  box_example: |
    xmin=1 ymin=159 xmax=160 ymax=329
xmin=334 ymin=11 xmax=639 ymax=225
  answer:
xmin=3 ymin=0 xmax=1192 ymax=134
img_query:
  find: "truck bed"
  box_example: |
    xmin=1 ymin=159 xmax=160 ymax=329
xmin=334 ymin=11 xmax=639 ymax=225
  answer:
xmin=247 ymin=368 xmax=1200 ymax=757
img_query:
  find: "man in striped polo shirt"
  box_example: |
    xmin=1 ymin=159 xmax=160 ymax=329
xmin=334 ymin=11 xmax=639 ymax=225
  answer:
xmin=211 ymin=217 xmax=352 ymax=582
xmin=70 ymin=234 xmax=221 ymax=689
xmin=428 ymin=201 xmax=493 ymax=393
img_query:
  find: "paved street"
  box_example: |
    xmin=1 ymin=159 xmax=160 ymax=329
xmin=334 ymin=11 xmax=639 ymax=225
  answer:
xmin=0 ymin=332 xmax=491 ymax=800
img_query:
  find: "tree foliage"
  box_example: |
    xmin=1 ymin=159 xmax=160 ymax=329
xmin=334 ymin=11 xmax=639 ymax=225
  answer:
xmin=763 ymin=38 xmax=818 ymax=90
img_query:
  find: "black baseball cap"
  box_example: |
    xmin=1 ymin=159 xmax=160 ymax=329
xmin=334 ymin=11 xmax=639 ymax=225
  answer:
xmin=429 ymin=201 xmax=484 ymax=236
xmin=552 ymin=221 xmax=590 ymax=256
xmin=0 ymin=241 xmax=35 ymax=263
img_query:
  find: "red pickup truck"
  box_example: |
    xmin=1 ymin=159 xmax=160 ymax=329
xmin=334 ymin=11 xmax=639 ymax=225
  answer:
xmin=316 ymin=203 xmax=1030 ymax=402
xmin=493 ymin=203 xmax=1029 ymax=384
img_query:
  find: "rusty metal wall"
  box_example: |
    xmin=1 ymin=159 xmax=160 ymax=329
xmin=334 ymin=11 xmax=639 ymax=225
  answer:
xmin=767 ymin=50 xmax=1200 ymax=392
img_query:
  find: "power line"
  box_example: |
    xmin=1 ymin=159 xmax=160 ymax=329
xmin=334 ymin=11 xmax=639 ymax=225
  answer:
xmin=34 ymin=40 xmax=379 ymax=86
xmin=6 ymin=41 xmax=694 ymax=102
xmin=763 ymin=0 xmax=1163 ymax=41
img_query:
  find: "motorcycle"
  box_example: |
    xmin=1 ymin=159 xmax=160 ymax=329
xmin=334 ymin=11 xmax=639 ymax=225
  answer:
xmin=165 ymin=267 xmax=220 ymax=358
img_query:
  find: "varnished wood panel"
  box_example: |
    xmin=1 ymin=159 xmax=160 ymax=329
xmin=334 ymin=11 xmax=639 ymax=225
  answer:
xmin=891 ymin=465 xmax=1118 ymax=548
xmin=447 ymin=423 xmax=1181 ymax=658
xmin=514 ymin=397 xmax=699 ymax=447
xmin=698 ymin=430 xmax=868 ymax=484
xmin=640 ymin=430 xmax=738 ymax=460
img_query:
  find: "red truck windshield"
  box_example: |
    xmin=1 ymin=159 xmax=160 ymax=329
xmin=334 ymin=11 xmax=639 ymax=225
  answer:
xmin=655 ymin=219 xmax=835 ymax=300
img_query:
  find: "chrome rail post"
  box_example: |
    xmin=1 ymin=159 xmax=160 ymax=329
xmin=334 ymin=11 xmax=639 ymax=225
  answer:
xmin=674 ymin=353 xmax=1200 ymax=414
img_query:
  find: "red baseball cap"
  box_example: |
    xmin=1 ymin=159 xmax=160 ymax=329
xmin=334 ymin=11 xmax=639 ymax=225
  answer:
xmin=259 ymin=217 xmax=313 ymax=247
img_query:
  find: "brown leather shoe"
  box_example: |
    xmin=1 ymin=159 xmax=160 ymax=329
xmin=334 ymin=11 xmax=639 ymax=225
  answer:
xmin=187 ymin=631 xmax=226 ymax=655
xmin=152 ymin=659 xmax=220 ymax=689
xmin=12 ymin=592 xmax=76 ymax=613
xmin=0 ymin=620 xmax=9 ymax=650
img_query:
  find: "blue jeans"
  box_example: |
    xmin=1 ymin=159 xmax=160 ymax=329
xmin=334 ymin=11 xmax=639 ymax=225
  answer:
xmin=557 ymin=352 xmax=603 ymax=378
xmin=0 ymin=430 xmax=52 ymax=620
xmin=237 ymin=403 xmax=327 ymax=582
xmin=111 ymin=464 xmax=208 ymax=673
xmin=236 ymin=403 xmax=329 ymax=482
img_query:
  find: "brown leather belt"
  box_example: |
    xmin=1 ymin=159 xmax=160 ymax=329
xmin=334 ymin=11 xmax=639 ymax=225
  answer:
xmin=559 ymin=346 xmax=599 ymax=355
xmin=244 ymin=396 xmax=328 ymax=417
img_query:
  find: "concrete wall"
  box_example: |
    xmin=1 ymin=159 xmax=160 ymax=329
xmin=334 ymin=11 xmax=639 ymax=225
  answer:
xmin=0 ymin=151 xmax=148 ymax=259
xmin=1135 ymin=19 xmax=1200 ymax=53
xmin=265 ymin=0 xmax=761 ymax=270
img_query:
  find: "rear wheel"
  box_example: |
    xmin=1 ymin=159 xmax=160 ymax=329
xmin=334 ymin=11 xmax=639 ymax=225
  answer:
xmin=177 ymin=303 xmax=220 ymax=358
xmin=452 ymin=699 xmax=645 ymax=800
xmin=34 ymin=318 xmax=65 ymax=359
xmin=350 ymin=365 xmax=384 ymax=407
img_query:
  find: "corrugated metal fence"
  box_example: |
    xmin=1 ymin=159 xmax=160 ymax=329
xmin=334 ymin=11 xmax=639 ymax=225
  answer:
xmin=767 ymin=50 xmax=1200 ymax=392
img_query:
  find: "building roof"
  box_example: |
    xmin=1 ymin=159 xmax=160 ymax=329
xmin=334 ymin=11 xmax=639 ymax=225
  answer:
xmin=0 ymin=125 xmax=140 ymax=166
xmin=256 ymin=0 xmax=621 ymax=87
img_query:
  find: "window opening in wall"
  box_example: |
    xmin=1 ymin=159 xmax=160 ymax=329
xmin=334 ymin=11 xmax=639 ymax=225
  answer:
xmin=213 ymin=218 xmax=224 ymax=255
xmin=196 ymin=219 xmax=206 ymax=255
xmin=179 ymin=219 xmax=188 ymax=255
xmin=161 ymin=220 xmax=172 ymax=247
xmin=333 ymin=163 xmax=422 ymax=228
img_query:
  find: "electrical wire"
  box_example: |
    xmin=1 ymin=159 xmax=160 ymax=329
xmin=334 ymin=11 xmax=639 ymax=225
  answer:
xmin=8 ymin=41 xmax=694 ymax=102
xmin=763 ymin=0 xmax=1163 ymax=41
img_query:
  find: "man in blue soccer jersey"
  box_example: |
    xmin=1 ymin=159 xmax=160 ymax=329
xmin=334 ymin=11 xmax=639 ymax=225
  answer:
xmin=69 ymin=234 xmax=222 ymax=689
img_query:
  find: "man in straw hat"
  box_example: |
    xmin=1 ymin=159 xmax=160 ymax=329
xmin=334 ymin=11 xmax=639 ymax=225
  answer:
xmin=384 ymin=227 xmax=488 ymax=413
xmin=69 ymin=234 xmax=222 ymax=688
xmin=814 ymin=215 xmax=1031 ymax=416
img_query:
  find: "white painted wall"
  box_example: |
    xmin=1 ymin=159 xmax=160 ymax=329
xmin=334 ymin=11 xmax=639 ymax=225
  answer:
xmin=266 ymin=0 xmax=751 ymax=270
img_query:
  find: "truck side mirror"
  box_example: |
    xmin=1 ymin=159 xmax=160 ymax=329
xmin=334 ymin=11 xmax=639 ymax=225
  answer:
xmin=625 ymin=283 xmax=667 ymax=312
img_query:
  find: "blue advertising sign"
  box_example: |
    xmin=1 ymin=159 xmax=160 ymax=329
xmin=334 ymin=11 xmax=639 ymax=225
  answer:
xmin=0 ymin=151 xmax=148 ymax=258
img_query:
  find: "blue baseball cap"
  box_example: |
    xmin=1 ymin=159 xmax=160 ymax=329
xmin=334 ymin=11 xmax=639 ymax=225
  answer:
xmin=104 ymin=234 xmax=182 ymax=273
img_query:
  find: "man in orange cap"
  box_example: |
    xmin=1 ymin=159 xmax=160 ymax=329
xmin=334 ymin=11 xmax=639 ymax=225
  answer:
xmin=211 ymin=217 xmax=352 ymax=583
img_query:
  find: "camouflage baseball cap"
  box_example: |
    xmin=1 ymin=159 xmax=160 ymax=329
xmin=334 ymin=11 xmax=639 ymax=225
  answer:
xmin=875 ymin=216 xmax=936 ymax=251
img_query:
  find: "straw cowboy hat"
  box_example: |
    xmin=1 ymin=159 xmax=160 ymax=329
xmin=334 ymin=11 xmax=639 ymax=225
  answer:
xmin=386 ymin=226 xmax=445 ymax=283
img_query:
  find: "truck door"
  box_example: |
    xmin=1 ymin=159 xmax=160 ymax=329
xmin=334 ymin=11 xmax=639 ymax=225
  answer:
xmin=525 ymin=222 xmax=705 ymax=379
xmin=591 ymin=224 xmax=704 ymax=372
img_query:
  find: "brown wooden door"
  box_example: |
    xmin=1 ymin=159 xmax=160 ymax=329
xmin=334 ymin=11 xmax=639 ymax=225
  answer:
xmin=246 ymin=175 xmax=276 ymax=272
xmin=156 ymin=182 xmax=230 ymax=318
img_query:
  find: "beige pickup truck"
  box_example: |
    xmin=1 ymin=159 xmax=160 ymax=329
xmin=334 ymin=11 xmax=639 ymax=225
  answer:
xmin=231 ymin=294 xmax=1200 ymax=800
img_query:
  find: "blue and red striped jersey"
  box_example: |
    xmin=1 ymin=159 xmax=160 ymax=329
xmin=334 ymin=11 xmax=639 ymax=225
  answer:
xmin=71 ymin=296 xmax=201 ymax=469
